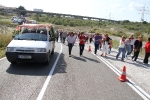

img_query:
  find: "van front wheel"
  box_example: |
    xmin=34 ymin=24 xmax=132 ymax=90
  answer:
xmin=51 ymin=48 xmax=54 ymax=55
xmin=11 ymin=61 xmax=17 ymax=64
xmin=44 ymin=52 xmax=50 ymax=65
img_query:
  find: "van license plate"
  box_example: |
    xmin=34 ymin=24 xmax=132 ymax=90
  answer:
xmin=18 ymin=55 xmax=32 ymax=59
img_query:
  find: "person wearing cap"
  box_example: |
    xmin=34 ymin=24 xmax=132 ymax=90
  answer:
xmin=67 ymin=32 xmax=76 ymax=57
xmin=143 ymin=37 xmax=150 ymax=64
xmin=79 ymin=32 xmax=86 ymax=56
xmin=132 ymin=35 xmax=143 ymax=62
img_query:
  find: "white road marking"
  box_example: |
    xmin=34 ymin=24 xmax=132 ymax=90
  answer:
xmin=0 ymin=57 xmax=6 ymax=61
xmin=89 ymin=48 xmax=150 ymax=100
xmin=37 ymin=43 xmax=62 ymax=100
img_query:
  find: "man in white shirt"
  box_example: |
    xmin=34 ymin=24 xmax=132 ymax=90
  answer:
xmin=67 ymin=32 xmax=76 ymax=57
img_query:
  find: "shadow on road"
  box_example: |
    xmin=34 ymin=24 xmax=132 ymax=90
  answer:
xmin=52 ymin=53 xmax=67 ymax=75
xmin=83 ymin=56 xmax=100 ymax=63
xmin=6 ymin=52 xmax=67 ymax=76
xmin=106 ymin=55 xmax=150 ymax=69
xmin=71 ymin=55 xmax=87 ymax=62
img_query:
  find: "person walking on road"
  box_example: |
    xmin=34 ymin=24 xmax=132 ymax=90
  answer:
xmin=67 ymin=32 xmax=76 ymax=57
xmin=116 ymin=36 xmax=126 ymax=61
xmin=59 ymin=30 xmax=63 ymax=42
xmin=73 ymin=32 xmax=78 ymax=44
xmin=79 ymin=32 xmax=86 ymax=57
xmin=89 ymin=33 xmax=93 ymax=43
xmin=129 ymin=35 xmax=135 ymax=55
xmin=132 ymin=35 xmax=143 ymax=62
xmin=125 ymin=37 xmax=131 ymax=59
xmin=101 ymin=34 xmax=111 ymax=57
xmin=56 ymin=30 xmax=59 ymax=42
xmin=94 ymin=33 xmax=102 ymax=54
xmin=108 ymin=38 xmax=113 ymax=54
xmin=62 ymin=31 xmax=67 ymax=44
xmin=143 ymin=37 xmax=150 ymax=64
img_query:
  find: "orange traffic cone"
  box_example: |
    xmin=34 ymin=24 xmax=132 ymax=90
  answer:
xmin=88 ymin=45 xmax=92 ymax=52
xmin=118 ymin=66 xmax=128 ymax=82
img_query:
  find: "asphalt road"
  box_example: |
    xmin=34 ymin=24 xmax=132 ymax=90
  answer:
xmin=0 ymin=42 xmax=144 ymax=100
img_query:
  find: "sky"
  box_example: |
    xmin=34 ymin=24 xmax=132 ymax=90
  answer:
xmin=1 ymin=0 xmax=150 ymax=22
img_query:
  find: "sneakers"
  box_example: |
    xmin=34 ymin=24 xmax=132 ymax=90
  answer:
xmin=126 ymin=56 xmax=130 ymax=60
xmin=143 ymin=62 xmax=148 ymax=65
xmin=132 ymin=60 xmax=137 ymax=63
xmin=121 ymin=59 xmax=124 ymax=62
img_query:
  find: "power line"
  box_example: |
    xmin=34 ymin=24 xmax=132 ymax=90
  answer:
xmin=138 ymin=4 xmax=149 ymax=22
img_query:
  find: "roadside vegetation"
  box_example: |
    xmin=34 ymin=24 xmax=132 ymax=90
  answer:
xmin=0 ymin=9 xmax=150 ymax=58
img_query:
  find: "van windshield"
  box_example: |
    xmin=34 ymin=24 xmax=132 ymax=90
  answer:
xmin=14 ymin=33 xmax=47 ymax=41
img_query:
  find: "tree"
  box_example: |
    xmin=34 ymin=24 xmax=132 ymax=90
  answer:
xmin=123 ymin=20 xmax=130 ymax=23
xmin=16 ymin=6 xmax=27 ymax=16
xmin=143 ymin=21 xmax=148 ymax=24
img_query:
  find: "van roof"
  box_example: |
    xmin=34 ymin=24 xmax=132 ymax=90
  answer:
xmin=18 ymin=24 xmax=52 ymax=30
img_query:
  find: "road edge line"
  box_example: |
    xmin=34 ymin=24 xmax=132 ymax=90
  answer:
xmin=98 ymin=54 xmax=150 ymax=100
xmin=86 ymin=46 xmax=150 ymax=100
xmin=36 ymin=43 xmax=62 ymax=100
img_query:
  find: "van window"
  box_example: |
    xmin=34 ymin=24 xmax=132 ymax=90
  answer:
xmin=14 ymin=33 xmax=47 ymax=41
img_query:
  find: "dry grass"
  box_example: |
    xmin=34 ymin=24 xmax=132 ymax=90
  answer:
xmin=0 ymin=33 xmax=12 ymax=47
xmin=0 ymin=26 xmax=13 ymax=58
xmin=0 ymin=47 xmax=6 ymax=58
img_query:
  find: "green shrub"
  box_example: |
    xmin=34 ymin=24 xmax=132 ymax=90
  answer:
xmin=112 ymin=40 xmax=119 ymax=49
xmin=0 ymin=33 xmax=12 ymax=48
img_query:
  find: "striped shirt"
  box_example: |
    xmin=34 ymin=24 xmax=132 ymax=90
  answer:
xmin=67 ymin=36 xmax=76 ymax=43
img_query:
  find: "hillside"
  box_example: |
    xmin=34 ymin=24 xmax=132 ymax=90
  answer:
xmin=0 ymin=12 xmax=149 ymax=58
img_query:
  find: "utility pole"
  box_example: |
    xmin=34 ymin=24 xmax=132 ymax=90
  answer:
xmin=109 ymin=13 xmax=111 ymax=20
xmin=138 ymin=4 xmax=149 ymax=22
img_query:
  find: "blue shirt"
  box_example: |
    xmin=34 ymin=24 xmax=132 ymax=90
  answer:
xmin=94 ymin=35 xmax=102 ymax=44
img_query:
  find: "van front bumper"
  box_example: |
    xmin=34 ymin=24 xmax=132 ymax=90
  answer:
xmin=6 ymin=52 xmax=49 ymax=63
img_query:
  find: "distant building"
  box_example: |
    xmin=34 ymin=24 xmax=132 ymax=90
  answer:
xmin=0 ymin=4 xmax=16 ymax=13
xmin=33 ymin=8 xmax=43 ymax=12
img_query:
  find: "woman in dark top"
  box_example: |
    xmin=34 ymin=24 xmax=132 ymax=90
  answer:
xmin=132 ymin=36 xmax=143 ymax=61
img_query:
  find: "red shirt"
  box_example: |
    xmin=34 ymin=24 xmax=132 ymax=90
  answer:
xmin=145 ymin=41 xmax=150 ymax=53
xmin=79 ymin=35 xmax=86 ymax=44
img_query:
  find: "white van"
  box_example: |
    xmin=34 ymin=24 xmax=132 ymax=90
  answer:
xmin=29 ymin=20 xmax=36 ymax=24
xmin=6 ymin=24 xmax=55 ymax=65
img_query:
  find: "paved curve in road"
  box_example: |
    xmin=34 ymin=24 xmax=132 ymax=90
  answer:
xmin=0 ymin=42 xmax=146 ymax=100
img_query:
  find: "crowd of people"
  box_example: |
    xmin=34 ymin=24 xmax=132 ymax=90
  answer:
xmin=55 ymin=30 xmax=150 ymax=65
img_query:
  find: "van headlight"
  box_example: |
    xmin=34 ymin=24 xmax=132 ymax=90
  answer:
xmin=7 ymin=47 xmax=14 ymax=52
xmin=37 ymin=48 xmax=46 ymax=52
